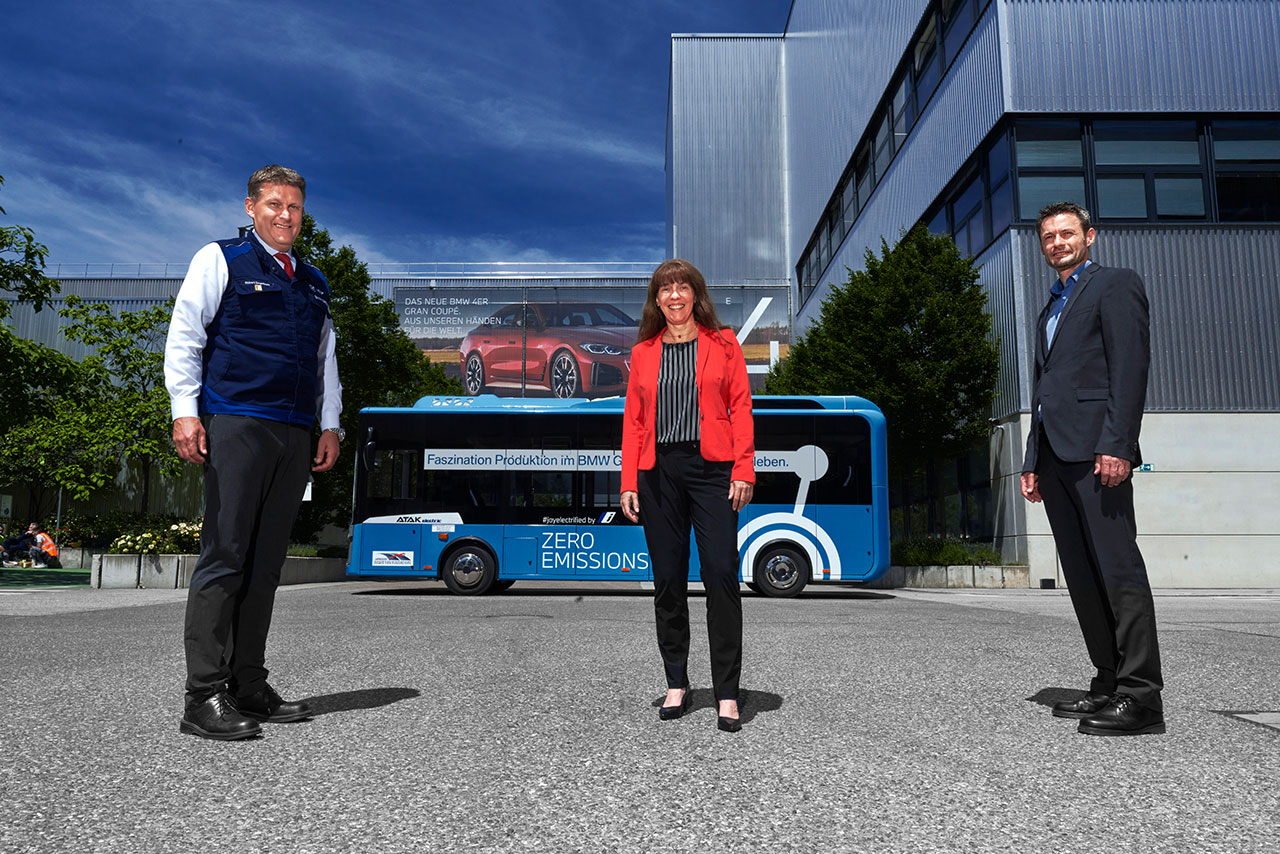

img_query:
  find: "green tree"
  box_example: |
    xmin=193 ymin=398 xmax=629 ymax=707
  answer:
xmin=57 ymin=295 xmax=183 ymax=514
xmin=291 ymin=215 xmax=461 ymax=540
xmin=765 ymin=225 xmax=999 ymax=478
xmin=0 ymin=360 xmax=123 ymax=518
xmin=0 ymin=174 xmax=60 ymax=321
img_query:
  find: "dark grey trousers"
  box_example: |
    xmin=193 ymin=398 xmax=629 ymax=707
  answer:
xmin=183 ymin=414 xmax=311 ymax=707
xmin=1036 ymin=431 xmax=1163 ymax=712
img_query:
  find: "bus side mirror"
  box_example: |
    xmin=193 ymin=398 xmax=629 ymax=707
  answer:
xmin=362 ymin=426 xmax=377 ymax=472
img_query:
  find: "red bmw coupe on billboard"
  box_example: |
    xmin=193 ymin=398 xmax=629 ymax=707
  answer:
xmin=459 ymin=302 xmax=637 ymax=398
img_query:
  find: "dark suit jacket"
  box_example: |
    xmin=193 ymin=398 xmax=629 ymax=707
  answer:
xmin=1023 ymin=262 xmax=1150 ymax=471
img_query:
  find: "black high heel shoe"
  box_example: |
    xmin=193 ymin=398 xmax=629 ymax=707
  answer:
xmin=716 ymin=695 xmax=744 ymax=733
xmin=658 ymin=686 xmax=691 ymax=721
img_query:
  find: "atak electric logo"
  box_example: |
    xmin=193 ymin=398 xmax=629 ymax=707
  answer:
xmin=372 ymin=551 xmax=414 ymax=567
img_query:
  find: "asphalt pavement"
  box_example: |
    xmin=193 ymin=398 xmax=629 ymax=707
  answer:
xmin=2 ymin=580 xmax=1278 ymax=853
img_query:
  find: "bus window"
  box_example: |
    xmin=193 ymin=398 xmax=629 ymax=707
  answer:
xmin=752 ymin=413 xmax=814 ymax=507
xmin=812 ymin=415 xmax=873 ymax=506
xmin=511 ymin=471 xmax=573 ymax=509
xmin=367 ymin=449 xmax=420 ymax=500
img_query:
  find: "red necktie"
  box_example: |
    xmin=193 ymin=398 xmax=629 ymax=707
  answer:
xmin=274 ymin=252 xmax=294 ymax=279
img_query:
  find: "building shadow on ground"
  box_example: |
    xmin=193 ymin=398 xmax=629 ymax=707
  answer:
xmin=302 ymin=687 xmax=421 ymax=716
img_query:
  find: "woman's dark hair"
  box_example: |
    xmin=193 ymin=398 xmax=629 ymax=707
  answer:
xmin=636 ymin=259 xmax=728 ymax=342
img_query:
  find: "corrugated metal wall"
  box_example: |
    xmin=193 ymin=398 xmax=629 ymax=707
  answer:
xmin=1009 ymin=225 xmax=1280 ymax=412
xmin=974 ymin=233 xmax=1022 ymax=419
xmin=668 ymin=35 xmax=790 ymax=283
xmin=796 ymin=4 xmax=1006 ymax=332
xmin=1002 ymin=0 xmax=1280 ymax=112
xmin=781 ymin=1 xmax=931 ymax=274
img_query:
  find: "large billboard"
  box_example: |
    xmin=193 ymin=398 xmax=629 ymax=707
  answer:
xmin=395 ymin=284 xmax=791 ymax=397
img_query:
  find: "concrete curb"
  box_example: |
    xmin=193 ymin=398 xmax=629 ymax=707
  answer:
xmin=89 ymin=555 xmax=348 ymax=589
xmin=866 ymin=564 xmax=1030 ymax=589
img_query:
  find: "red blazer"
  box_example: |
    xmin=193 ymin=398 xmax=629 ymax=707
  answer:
xmin=621 ymin=324 xmax=754 ymax=493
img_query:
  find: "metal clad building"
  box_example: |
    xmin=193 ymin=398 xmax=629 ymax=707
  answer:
xmin=667 ymin=35 xmax=789 ymax=282
xmin=668 ymin=0 xmax=1280 ymax=585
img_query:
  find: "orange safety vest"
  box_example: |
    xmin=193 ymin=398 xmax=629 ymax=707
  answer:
xmin=34 ymin=532 xmax=58 ymax=557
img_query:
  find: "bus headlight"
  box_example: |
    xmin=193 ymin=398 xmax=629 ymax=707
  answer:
xmin=578 ymin=342 xmax=623 ymax=356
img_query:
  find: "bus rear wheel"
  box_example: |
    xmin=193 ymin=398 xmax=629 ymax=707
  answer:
xmin=491 ymin=579 xmax=516 ymax=593
xmin=754 ymin=544 xmax=809 ymax=598
xmin=441 ymin=543 xmax=498 ymax=595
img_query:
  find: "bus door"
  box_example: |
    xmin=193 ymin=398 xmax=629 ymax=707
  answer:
xmin=356 ymin=446 xmax=427 ymax=574
xmin=812 ymin=413 xmax=875 ymax=581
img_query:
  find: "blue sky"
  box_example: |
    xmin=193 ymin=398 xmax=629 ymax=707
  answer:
xmin=2 ymin=0 xmax=788 ymax=268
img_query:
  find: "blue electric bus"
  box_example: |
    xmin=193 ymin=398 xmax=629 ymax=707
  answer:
xmin=347 ymin=394 xmax=888 ymax=596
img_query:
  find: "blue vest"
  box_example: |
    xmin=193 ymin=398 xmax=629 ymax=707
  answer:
xmin=199 ymin=235 xmax=332 ymax=427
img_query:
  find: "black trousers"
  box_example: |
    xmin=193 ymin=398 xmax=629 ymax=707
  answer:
xmin=183 ymin=414 xmax=311 ymax=707
xmin=1036 ymin=430 xmax=1163 ymax=711
xmin=638 ymin=443 xmax=742 ymax=701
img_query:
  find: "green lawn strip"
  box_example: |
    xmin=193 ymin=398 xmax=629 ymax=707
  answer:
xmin=0 ymin=567 xmax=92 ymax=588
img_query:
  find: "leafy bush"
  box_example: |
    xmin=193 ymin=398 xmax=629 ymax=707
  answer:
xmin=108 ymin=518 xmax=202 ymax=554
xmin=892 ymin=537 xmax=1003 ymax=567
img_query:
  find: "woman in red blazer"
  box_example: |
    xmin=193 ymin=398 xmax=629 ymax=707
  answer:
xmin=620 ymin=259 xmax=754 ymax=732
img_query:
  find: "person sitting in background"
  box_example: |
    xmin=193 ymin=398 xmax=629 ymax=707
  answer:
xmin=2 ymin=522 xmax=38 ymax=566
xmin=30 ymin=523 xmax=61 ymax=568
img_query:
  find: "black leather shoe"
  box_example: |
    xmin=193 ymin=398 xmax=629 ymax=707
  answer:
xmin=658 ymin=687 xmax=691 ymax=721
xmin=716 ymin=695 xmax=744 ymax=733
xmin=180 ymin=693 xmax=262 ymax=741
xmin=234 ymin=684 xmax=313 ymax=723
xmin=1052 ymin=690 xmax=1114 ymax=719
xmin=1078 ymin=695 xmax=1166 ymax=736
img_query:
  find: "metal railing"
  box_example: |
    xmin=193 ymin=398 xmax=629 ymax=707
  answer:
xmin=47 ymin=261 xmax=663 ymax=280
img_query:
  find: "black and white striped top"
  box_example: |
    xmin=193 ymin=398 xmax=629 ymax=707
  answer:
xmin=656 ymin=338 xmax=699 ymax=444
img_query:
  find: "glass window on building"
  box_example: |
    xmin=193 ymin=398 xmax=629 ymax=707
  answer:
xmin=1018 ymin=175 xmax=1087 ymax=221
xmin=1015 ymin=122 xmax=1085 ymax=220
xmin=855 ymin=146 xmax=873 ymax=210
xmin=1097 ymin=175 xmax=1148 ymax=219
xmin=951 ymin=173 xmax=984 ymax=256
xmin=986 ymin=131 xmax=1012 ymax=237
xmin=941 ymin=0 xmax=977 ymax=65
xmin=1154 ymin=175 xmax=1206 ymax=217
xmin=926 ymin=206 xmax=948 ymax=236
xmin=891 ymin=73 xmax=914 ymax=149
xmin=1094 ymin=121 xmax=1201 ymax=166
xmin=913 ymin=14 xmax=941 ymax=106
xmin=1214 ymin=120 xmax=1280 ymax=222
xmin=1015 ymin=121 xmax=1083 ymax=167
xmin=874 ymin=114 xmax=894 ymax=181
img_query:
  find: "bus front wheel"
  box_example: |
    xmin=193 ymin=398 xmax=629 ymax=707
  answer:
xmin=442 ymin=543 xmax=498 ymax=595
xmin=754 ymin=544 xmax=809 ymax=598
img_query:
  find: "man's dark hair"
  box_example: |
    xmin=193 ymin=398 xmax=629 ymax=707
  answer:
xmin=1037 ymin=201 xmax=1093 ymax=235
xmin=248 ymin=165 xmax=306 ymax=201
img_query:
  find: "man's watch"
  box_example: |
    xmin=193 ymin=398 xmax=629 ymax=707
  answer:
xmin=323 ymin=427 xmax=346 ymax=442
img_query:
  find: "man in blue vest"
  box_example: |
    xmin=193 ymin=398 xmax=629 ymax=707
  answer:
xmin=164 ymin=165 xmax=343 ymax=740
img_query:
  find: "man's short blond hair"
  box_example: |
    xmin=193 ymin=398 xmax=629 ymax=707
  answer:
xmin=247 ymin=165 xmax=306 ymax=201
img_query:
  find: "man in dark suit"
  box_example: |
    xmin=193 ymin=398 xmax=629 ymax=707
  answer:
xmin=1021 ymin=201 xmax=1164 ymax=736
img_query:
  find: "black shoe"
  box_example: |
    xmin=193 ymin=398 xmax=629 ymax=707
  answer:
xmin=180 ymin=693 xmax=262 ymax=741
xmin=1052 ymin=690 xmax=1114 ymax=719
xmin=234 ymin=684 xmax=313 ymax=723
xmin=1078 ymin=695 xmax=1166 ymax=736
xmin=658 ymin=687 xmax=691 ymax=721
xmin=716 ymin=695 xmax=744 ymax=733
